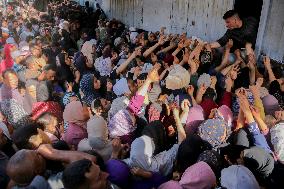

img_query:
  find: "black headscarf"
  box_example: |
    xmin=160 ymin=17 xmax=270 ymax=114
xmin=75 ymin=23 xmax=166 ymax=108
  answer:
xmin=142 ymin=121 xmax=168 ymax=155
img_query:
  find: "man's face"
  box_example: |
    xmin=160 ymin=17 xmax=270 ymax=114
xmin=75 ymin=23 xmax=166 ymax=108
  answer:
xmin=225 ymin=17 xmax=237 ymax=30
xmin=85 ymin=163 xmax=109 ymax=189
xmin=45 ymin=70 xmax=56 ymax=81
xmin=4 ymin=72 xmax=19 ymax=89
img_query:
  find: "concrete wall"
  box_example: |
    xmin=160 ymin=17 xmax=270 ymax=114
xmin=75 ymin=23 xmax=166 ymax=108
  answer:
xmin=258 ymin=0 xmax=284 ymax=62
xmin=81 ymin=0 xmax=284 ymax=63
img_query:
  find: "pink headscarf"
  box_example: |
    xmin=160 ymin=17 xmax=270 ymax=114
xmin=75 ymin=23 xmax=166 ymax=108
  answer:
xmin=217 ymin=105 xmax=233 ymax=127
xmin=63 ymin=101 xmax=87 ymax=126
xmin=159 ymin=161 xmax=216 ymax=189
xmin=185 ymin=105 xmax=205 ymax=135
xmin=0 ymin=44 xmax=14 ymax=74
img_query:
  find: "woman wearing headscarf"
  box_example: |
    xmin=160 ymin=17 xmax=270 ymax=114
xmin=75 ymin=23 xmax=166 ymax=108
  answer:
xmin=158 ymin=161 xmax=216 ymax=189
xmin=0 ymin=69 xmax=24 ymax=106
xmin=78 ymin=115 xmax=112 ymax=162
xmin=0 ymin=99 xmax=30 ymax=129
xmin=31 ymin=81 xmax=63 ymax=122
xmin=123 ymin=108 xmax=186 ymax=177
xmin=59 ymin=29 xmax=77 ymax=51
xmin=79 ymin=73 xmax=102 ymax=106
xmin=63 ymin=101 xmax=89 ymax=149
xmin=108 ymin=68 xmax=160 ymax=144
xmin=23 ymin=79 xmax=39 ymax=114
xmin=56 ymin=52 xmax=75 ymax=83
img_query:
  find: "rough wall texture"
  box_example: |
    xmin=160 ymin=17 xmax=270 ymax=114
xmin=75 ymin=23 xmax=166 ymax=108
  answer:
xmin=260 ymin=0 xmax=284 ymax=62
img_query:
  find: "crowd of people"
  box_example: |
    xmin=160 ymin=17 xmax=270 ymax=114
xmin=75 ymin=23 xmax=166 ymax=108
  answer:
xmin=0 ymin=0 xmax=284 ymax=189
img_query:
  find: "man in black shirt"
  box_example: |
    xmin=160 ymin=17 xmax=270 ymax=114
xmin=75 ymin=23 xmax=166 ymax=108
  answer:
xmin=210 ymin=10 xmax=259 ymax=52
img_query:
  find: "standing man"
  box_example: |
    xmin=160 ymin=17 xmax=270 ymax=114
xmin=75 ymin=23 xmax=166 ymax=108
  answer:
xmin=210 ymin=10 xmax=259 ymax=52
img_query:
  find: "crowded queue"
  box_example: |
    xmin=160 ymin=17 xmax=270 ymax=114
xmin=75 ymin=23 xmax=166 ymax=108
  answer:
xmin=0 ymin=0 xmax=284 ymax=189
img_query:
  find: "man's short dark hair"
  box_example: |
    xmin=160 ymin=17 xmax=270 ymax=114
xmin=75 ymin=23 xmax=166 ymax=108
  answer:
xmin=62 ymin=159 xmax=92 ymax=189
xmin=43 ymin=64 xmax=57 ymax=72
xmin=223 ymin=10 xmax=239 ymax=19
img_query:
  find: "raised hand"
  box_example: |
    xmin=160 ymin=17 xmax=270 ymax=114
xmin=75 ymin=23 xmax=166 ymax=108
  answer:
xmin=181 ymin=99 xmax=191 ymax=112
xmin=147 ymin=68 xmax=160 ymax=82
xmin=187 ymin=85 xmax=195 ymax=96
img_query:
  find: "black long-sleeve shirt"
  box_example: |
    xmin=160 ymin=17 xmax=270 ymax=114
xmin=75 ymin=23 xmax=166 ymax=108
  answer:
xmin=217 ymin=17 xmax=258 ymax=51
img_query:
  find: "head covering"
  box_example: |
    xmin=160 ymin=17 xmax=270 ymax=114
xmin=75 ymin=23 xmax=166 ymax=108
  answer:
xmin=177 ymin=134 xmax=212 ymax=174
xmin=80 ymin=74 xmax=99 ymax=106
xmin=198 ymin=118 xmax=228 ymax=149
xmin=217 ymin=105 xmax=233 ymax=128
xmin=113 ymin=78 xmax=130 ymax=96
xmin=94 ymin=56 xmax=113 ymax=76
xmin=108 ymin=96 xmax=129 ymax=121
xmin=23 ymin=80 xmax=39 ymax=114
xmin=105 ymin=159 xmax=130 ymax=188
xmin=259 ymin=87 xmax=269 ymax=99
xmin=0 ymin=122 xmax=11 ymax=140
xmin=129 ymin=27 xmax=138 ymax=44
xmin=32 ymin=101 xmax=63 ymax=122
xmin=62 ymin=92 xmax=77 ymax=107
xmin=0 ymin=99 xmax=30 ymax=129
xmin=180 ymin=161 xmax=216 ymax=189
xmin=158 ymin=181 xmax=182 ymax=189
xmin=36 ymin=81 xmax=53 ymax=102
xmin=81 ymin=40 xmax=96 ymax=65
xmin=78 ymin=115 xmax=112 ymax=161
xmin=159 ymin=161 xmax=216 ymax=189
xmin=0 ymin=82 xmax=24 ymax=105
xmin=185 ymin=105 xmax=205 ymax=135
xmin=63 ymin=101 xmax=87 ymax=126
xmin=243 ymin=146 xmax=274 ymax=180
xmin=142 ymin=121 xmax=167 ymax=155
xmin=0 ymin=44 xmax=14 ymax=74
xmin=59 ymin=20 xmax=70 ymax=32
xmin=270 ymin=122 xmax=284 ymax=163
xmin=197 ymin=150 xmax=222 ymax=177
xmin=197 ymin=73 xmax=211 ymax=88
xmin=166 ymin=65 xmax=190 ymax=90
xmin=261 ymin=94 xmax=280 ymax=116
xmin=148 ymin=82 xmax=162 ymax=103
xmin=221 ymin=165 xmax=260 ymax=189
xmin=108 ymin=109 xmax=134 ymax=138
xmin=232 ymin=90 xmax=254 ymax=116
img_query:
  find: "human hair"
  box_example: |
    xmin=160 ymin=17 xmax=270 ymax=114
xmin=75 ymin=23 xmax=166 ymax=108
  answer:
xmin=26 ymin=22 xmax=32 ymax=30
xmin=223 ymin=10 xmax=239 ymax=20
xmin=62 ymin=159 xmax=92 ymax=189
xmin=6 ymin=150 xmax=37 ymax=185
xmin=43 ymin=64 xmax=57 ymax=72
xmin=11 ymin=123 xmax=43 ymax=150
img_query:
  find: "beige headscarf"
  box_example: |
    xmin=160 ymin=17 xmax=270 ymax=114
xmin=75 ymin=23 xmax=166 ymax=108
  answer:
xmin=81 ymin=40 xmax=97 ymax=65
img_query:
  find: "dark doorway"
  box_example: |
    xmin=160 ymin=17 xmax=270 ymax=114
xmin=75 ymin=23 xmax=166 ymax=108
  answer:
xmin=234 ymin=0 xmax=263 ymax=22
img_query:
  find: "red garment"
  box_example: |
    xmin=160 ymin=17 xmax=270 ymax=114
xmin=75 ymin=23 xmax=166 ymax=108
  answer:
xmin=32 ymin=101 xmax=63 ymax=122
xmin=0 ymin=44 xmax=14 ymax=74
xmin=200 ymin=99 xmax=218 ymax=118
xmin=63 ymin=122 xmax=87 ymax=150
xmin=200 ymin=91 xmax=232 ymax=119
